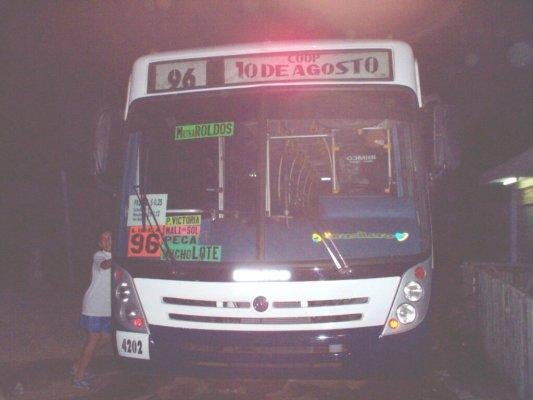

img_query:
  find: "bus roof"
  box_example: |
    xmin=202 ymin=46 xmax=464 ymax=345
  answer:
xmin=126 ymin=40 xmax=421 ymax=115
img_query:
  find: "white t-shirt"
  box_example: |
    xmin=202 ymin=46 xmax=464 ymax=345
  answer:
xmin=82 ymin=250 xmax=112 ymax=317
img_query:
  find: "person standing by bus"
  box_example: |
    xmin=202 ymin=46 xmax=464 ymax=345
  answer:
xmin=72 ymin=231 xmax=113 ymax=389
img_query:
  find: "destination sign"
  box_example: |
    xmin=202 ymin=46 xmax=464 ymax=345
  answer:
xmin=165 ymin=225 xmax=200 ymax=236
xmin=225 ymin=51 xmax=392 ymax=84
xmin=162 ymin=235 xmax=222 ymax=262
xmin=165 ymin=214 xmax=201 ymax=236
xmin=147 ymin=50 xmax=393 ymax=93
xmin=166 ymin=215 xmax=201 ymax=225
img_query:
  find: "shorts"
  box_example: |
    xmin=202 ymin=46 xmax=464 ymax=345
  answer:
xmin=80 ymin=314 xmax=112 ymax=333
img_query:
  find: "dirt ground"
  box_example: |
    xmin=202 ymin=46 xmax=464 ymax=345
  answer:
xmin=0 ymin=282 xmax=520 ymax=400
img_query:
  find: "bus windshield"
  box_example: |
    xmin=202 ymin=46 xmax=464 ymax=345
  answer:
xmin=127 ymin=87 xmax=427 ymax=263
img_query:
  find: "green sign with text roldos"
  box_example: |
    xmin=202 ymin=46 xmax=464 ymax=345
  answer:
xmin=175 ymin=121 xmax=234 ymax=141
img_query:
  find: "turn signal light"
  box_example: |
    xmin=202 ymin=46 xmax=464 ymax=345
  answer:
xmin=388 ymin=319 xmax=399 ymax=329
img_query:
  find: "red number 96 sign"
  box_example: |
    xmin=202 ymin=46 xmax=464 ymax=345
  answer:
xmin=127 ymin=226 xmax=162 ymax=258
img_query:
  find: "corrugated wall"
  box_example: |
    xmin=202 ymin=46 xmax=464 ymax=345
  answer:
xmin=519 ymin=186 xmax=533 ymax=263
xmin=463 ymin=263 xmax=532 ymax=400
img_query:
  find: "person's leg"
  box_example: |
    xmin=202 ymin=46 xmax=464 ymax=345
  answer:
xmin=97 ymin=332 xmax=111 ymax=349
xmin=74 ymin=332 xmax=101 ymax=380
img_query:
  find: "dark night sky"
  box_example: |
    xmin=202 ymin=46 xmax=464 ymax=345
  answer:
xmin=1 ymin=0 xmax=532 ymax=289
xmin=3 ymin=1 xmax=531 ymax=175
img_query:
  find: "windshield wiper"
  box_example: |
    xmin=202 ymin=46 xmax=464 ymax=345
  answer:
xmin=315 ymin=231 xmax=349 ymax=273
xmin=309 ymin=217 xmax=349 ymax=273
xmin=133 ymin=185 xmax=178 ymax=263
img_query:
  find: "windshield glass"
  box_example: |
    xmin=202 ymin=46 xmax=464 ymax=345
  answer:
xmin=126 ymin=88 xmax=427 ymax=263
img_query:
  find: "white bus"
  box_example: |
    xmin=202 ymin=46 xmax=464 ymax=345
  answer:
xmin=110 ymin=40 xmax=444 ymax=375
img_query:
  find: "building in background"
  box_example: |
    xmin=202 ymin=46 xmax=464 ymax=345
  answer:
xmin=481 ymin=147 xmax=533 ymax=264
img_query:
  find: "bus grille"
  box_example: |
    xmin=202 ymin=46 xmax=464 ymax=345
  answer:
xmin=169 ymin=313 xmax=363 ymax=324
xmin=135 ymin=277 xmax=400 ymax=331
xmin=162 ymin=296 xmax=369 ymax=308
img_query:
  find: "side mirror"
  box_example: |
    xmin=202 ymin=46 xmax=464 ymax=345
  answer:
xmin=432 ymin=104 xmax=461 ymax=173
xmin=91 ymin=106 xmax=122 ymax=192
xmin=421 ymin=96 xmax=461 ymax=177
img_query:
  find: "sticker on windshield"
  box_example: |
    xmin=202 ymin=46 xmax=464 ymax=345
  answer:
xmin=174 ymin=121 xmax=234 ymax=141
xmin=162 ymin=235 xmax=222 ymax=262
xmin=165 ymin=214 xmax=201 ymax=236
xmin=312 ymin=231 xmax=409 ymax=242
xmin=127 ymin=194 xmax=167 ymax=226
xmin=394 ymin=232 xmax=410 ymax=242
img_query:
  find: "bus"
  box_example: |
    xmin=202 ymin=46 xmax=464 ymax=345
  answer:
xmin=110 ymin=40 xmax=443 ymax=375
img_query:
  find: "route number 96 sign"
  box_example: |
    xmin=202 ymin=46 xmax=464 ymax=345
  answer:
xmin=127 ymin=226 xmax=162 ymax=258
xmin=149 ymin=60 xmax=207 ymax=92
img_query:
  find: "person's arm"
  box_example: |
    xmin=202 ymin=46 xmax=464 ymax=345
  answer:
xmin=94 ymin=251 xmax=112 ymax=270
xmin=100 ymin=258 xmax=112 ymax=270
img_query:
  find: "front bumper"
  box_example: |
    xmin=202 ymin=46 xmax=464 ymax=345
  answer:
xmin=117 ymin=322 xmax=428 ymax=378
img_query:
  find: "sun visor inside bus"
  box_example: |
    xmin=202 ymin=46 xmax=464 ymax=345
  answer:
xmin=319 ymin=196 xmax=417 ymax=219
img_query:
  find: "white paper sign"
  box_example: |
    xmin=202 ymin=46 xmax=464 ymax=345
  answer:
xmin=127 ymin=194 xmax=168 ymax=226
xmin=224 ymin=51 xmax=391 ymax=84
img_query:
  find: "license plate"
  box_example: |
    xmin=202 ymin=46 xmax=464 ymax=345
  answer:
xmin=116 ymin=331 xmax=150 ymax=360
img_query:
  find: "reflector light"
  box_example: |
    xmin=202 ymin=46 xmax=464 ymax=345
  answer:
xmin=415 ymin=266 xmax=426 ymax=280
xmin=133 ymin=317 xmax=144 ymax=328
xmin=114 ymin=269 xmax=124 ymax=281
xmin=388 ymin=319 xmax=399 ymax=329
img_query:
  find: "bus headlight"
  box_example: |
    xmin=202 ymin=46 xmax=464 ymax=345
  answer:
xmin=403 ymin=281 xmax=423 ymax=302
xmin=397 ymin=303 xmax=416 ymax=324
xmin=113 ymin=266 xmax=149 ymax=334
xmin=380 ymin=259 xmax=432 ymax=337
xmin=115 ymin=282 xmax=131 ymax=302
